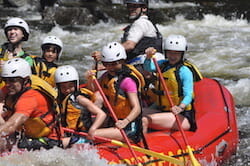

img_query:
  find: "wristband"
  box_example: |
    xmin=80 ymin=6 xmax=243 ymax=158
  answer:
xmin=178 ymin=105 xmax=185 ymax=110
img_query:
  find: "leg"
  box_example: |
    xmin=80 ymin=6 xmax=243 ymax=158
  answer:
xmin=148 ymin=113 xmax=191 ymax=131
xmin=94 ymin=127 xmax=124 ymax=141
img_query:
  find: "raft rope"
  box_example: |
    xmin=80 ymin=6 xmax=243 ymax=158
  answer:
xmin=170 ymin=79 xmax=232 ymax=156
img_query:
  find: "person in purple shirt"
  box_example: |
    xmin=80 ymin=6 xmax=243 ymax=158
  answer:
xmin=142 ymin=34 xmax=201 ymax=133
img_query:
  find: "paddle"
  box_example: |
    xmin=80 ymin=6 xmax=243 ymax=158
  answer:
xmin=62 ymin=127 xmax=184 ymax=166
xmin=90 ymin=75 xmax=141 ymax=165
xmin=152 ymin=57 xmax=201 ymax=166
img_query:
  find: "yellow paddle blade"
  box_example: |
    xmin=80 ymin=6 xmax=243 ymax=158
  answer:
xmin=187 ymin=145 xmax=201 ymax=166
xmin=111 ymin=140 xmax=184 ymax=166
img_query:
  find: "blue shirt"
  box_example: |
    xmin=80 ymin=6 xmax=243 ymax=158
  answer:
xmin=144 ymin=59 xmax=193 ymax=106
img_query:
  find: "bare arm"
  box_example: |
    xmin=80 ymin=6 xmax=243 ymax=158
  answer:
xmin=0 ymin=103 xmax=5 ymax=125
xmin=115 ymin=92 xmax=141 ymax=129
xmin=122 ymin=40 xmax=137 ymax=52
xmin=0 ymin=113 xmax=28 ymax=137
xmin=126 ymin=92 xmax=141 ymax=122
xmin=76 ymin=95 xmax=106 ymax=135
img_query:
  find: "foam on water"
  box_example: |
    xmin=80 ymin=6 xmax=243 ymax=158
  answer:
xmin=223 ymin=78 xmax=250 ymax=106
xmin=0 ymin=145 xmax=124 ymax=166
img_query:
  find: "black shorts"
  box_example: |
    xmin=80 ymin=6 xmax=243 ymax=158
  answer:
xmin=180 ymin=109 xmax=197 ymax=131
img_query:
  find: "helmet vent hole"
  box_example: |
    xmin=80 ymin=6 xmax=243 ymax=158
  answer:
xmin=170 ymin=41 xmax=173 ymax=44
xmin=116 ymin=53 xmax=120 ymax=57
xmin=11 ymin=70 xmax=17 ymax=74
xmin=176 ymin=42 xmax=179 ymax=44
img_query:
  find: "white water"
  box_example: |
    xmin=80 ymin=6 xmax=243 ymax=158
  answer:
xmin=0 ymin=2 xmax=249 ymax=165
xmin=0 ymin=145 xmax=119 ymax=166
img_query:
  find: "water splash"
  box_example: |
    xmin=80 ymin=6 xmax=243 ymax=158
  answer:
xmin=0 ymin=145 xmax=124 ymax=166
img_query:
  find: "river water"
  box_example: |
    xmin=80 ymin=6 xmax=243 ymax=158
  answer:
xmin=0 ymin=1 xmax=250 ymax=166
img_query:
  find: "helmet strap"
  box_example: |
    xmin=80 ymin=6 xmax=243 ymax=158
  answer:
xmin=18 ymin=77 xmax=31 ymax=93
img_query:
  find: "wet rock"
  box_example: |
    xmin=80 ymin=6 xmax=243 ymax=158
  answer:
xmin=0 ymin=0 xmax=249 ymax=31
xmin=54 ymin=7 xmax=97 ymax=25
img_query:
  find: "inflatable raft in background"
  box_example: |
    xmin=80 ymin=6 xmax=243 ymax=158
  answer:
xmin=95 ymin=78 xmax=239 ymax=165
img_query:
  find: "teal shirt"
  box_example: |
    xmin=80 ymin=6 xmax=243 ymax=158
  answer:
xmin=144 ymin=59 xmax=193 ymax=106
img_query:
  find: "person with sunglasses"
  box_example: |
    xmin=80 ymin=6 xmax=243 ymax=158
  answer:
xmin=122 ymin=0 xmax=163 ymax=65
xmin=87 ymin=42 xmax=145 ymax=144
xmin=0 ymin=58 xmax=62 ymax=152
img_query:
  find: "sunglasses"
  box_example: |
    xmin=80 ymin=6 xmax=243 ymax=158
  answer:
xmin=102 ymin=61 xmax=121 ymax=67
xmin=127 ymin=4 xmax=144 ymax=9
xmin=2 ymin=77 xmax=23 ymax=83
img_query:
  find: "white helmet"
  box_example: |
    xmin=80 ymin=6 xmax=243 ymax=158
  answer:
xmin=55 ymin=65 xmax=79 ymax=86
xmin=101 ymin=42 xmax=127 ymax=62
xmin=164 ymin=35 xmax=187 ymax=52
xmin=41 ymin=36 xmax=63 ymax=59
xmin=1 ymin=58 xmax=31 ymax=78
xmin=4 ymin=17 xmax=30 ymax=41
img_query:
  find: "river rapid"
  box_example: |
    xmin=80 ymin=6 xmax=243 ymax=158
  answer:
xmin=0 ymin=1 xmax=250 ymax=166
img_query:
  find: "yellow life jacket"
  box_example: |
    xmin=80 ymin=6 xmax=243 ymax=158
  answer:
xmin=183 ymin=60 xmax=203 ymax=82
xmin=60 ymin=88 xmax=95 ymax=131
xmin=0 ymin=47 xmax=9 ymax=61
xmin=32 ymin=57 xmax=57 ymax=87
xmin=155 ymin=60 xmax=203 ymax=111
xmin=99 ymin=64 xmax=145 ymax=119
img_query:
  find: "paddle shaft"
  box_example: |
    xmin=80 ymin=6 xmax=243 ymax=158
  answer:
xmin=152 ymin=58 xmax=200 ymax=166
xmin=152 ymin=58 xmax=189 ymax=143
xmin=62 ymin=127 xmax=184 ymax=166
xmin=92 ymin=76 xmax=141 ymax=165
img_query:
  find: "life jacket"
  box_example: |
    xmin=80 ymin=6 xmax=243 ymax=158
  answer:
xmin=121 ymin=23 xmax=163 ymax=62
xmin=0 ymin=43 xmax=33 ymax=62
xmin=99 ymin=64 xmax=145 ymax=119
xmin=155 ymin=60 xmax=203 ymax=111
xmin=32 ymin=57 xmax=57 ymax=87
xmin=0 ymin=43 xmax=10 ymax=61
xmin=4 ymin=75 xmax=60 ymax=138
xmin=60 ymin=88 xmax=95 ymax=131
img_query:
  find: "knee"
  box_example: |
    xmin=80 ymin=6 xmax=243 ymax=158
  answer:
xmin=142 ymin=116 xmax=151 ymax=134
xmin=142 ymin=116 xmax=148 ymax=126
